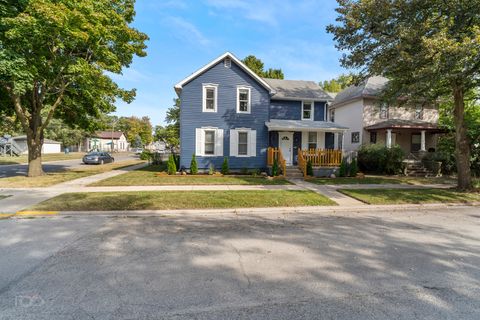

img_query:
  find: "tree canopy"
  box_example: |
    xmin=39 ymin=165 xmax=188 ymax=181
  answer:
xmin=327 ymin=0 xmax=480 ymax=190
xmin=320 ymin=74 xmax=354 ymax=93
xmin=242 ymin=55 xmax=284 ymax=79
xmin=0 ymin=0 xmax=148 ymax=176
xmin=155 ymin=98 xmax=180 ymax=152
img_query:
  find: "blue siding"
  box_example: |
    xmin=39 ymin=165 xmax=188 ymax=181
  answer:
xmin=180 ymin=61 xmax=270 ymax=169
xmin=270 ymin=100 xmax=301 ymax=120
xmin=314 ymin=101 xmax=326 ymax=121
xmin=270 ymin=100 xmax=326 ymax=121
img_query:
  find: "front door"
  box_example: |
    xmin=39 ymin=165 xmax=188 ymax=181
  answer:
xmin=279 ymin=132 xmax=293 ymax=165
xmin=411 ymin=133 xmax=421 ymax=152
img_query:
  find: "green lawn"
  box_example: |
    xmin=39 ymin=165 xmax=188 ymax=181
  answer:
xmin=0 ymin=160 xmax=144 ymax=188
xmin=307 ymin=177 xmax=405 ymax=185
xmin=339 ymin=188 xmax=480 ymax=205
xmin=0 ymin=152 xmax=86 ymax=165
xmin=29 ymin=190 xmax=336 ymax=211
xmin=91 ymin=165 xmax=291 ymax=186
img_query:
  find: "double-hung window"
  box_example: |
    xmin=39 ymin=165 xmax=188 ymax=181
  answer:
xmin=330 ymin=109 xmax=335 ymax=122
xmin=302 ymin=101 xmax=313 ymax=120
xmin=238 ymin=132 xmax=248 ymax=156
xmin=237 ymin=87 xmax=251 ymax=113
xmin=415 ymin=105 xmax=424 ymax=120
xmin=380 ymin=103 xmax=389 ymax=119
xmin=308 ymin=132 xmax=317 ymax=150
xmin=203 ymin=84 xmax=218 ymax=112
xmin=204 ymin=130 xmax=215 ymax=155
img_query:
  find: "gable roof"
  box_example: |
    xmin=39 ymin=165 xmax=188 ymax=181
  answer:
xmin=93 ymin=131 xmax=125 ymax=139
xmin=262 ymin=78 xmax=333 ymax=101
xmin=332 ymin=76 xmax=389 ymax=106
xmin=174 ymin=52 xmax=275 ymax=96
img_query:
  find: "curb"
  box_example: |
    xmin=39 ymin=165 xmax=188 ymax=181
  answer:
xmin=11 ymin=202 xmax=480 ymax=218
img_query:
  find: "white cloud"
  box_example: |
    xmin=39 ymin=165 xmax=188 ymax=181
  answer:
xmin=164 ymin=17 xmax=211 ymax=47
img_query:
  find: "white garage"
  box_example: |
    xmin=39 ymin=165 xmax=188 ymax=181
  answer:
xmin=10 ymin=136 xmax=62 ymax=154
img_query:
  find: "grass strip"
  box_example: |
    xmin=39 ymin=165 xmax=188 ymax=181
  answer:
xmin=91 ymin=165 xmax=291 ymax=186
xmin=29 ymin=190 xmax=336 ymax=211
xmin=0 ymin=160 xmax=144 ymax=188
xmin=339 ymin=188 xmax=480 ymax=205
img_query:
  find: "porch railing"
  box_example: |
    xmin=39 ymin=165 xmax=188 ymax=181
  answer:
xmin=299 ymin=148 xmax=343 ymax=167
xmin=267 ymin=147 xmax=286 ymax=177
xmin=297 ymin=148 xmax=307 ymax=177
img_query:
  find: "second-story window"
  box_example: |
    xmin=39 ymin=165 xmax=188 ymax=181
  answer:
xmin=330 ymin=109 xmax=335 ymax=122
xmin=380 ymin=103 xmax=389 ymax=119
xmin=415 ymin=104 xmax=424 ymax=120
xmin=237 ymin=87 xmax=251 ymax=113
xmin=302 ymin=101 xmax=313 ymax=120
xmin=202 ymin=84 xmax=218 ymax=112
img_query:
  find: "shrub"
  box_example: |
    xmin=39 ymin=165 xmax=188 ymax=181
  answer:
xmin=221 ymin=157 xmax=229 ymax=175
xmin=173 ymin=154 xmax=180 ymax=170
xmin=151 ymin=152 xmax=162 ymax=165
xmin=190 ymin=154 xmax=198 ymax=174
xmin=272 ymin=158 xmax=278 ymax=176
xmin=208 ymin=163 xmax=215 ymax=175
xmin=349 ymin=157 xmax=358 ymax=177
xmin=167 ymin=154 xmax=177 ymax=175
xmin=240 ymin=167 xmax=248 ymax=175
xmin=139 ymin=150 xmax=152 ymax=161
xmin=339 ymin=157 xmax=349 ymax=177
xmin=358 ymin=144 xmax=404 ymax=175
xmin=306 ymin=160 xmax=314 ymax=176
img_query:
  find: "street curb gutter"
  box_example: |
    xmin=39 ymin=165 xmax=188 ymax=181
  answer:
xmin=12 ymin=202 xmax=480 ymax=218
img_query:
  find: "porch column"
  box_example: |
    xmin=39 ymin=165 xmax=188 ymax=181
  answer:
xmin=341 ymin=132 xmax=345 ymax=152
xmin=386 ymin=129 xmax=392 ymax=149
xmin=420 ymin=130 xmax=426 ymax=151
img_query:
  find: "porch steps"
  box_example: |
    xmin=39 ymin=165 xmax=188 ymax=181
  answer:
xmin=404 ymin=160 xmax=436 ymax=177
xmin=285 ymin=166 xmax=304 ymax=178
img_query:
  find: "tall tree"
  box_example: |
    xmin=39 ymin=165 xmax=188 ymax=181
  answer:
xmin=155 ymin=98 xmax=180 ymax=152
xmin=327 ymin=0 xmax=480 ymax=190
xmin=320 ymin=74 xmax=354 ymax=93
xmin=0 ymin=0 xmax=147 ymax=176
xmin=44 ymin=119 xmax=88 ymax=150
xmin=242 ymin=55 xmax=284 ymax=79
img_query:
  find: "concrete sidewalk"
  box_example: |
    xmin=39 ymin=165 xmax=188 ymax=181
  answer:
xmin=288 ymin=179 xmax=366 ymax=206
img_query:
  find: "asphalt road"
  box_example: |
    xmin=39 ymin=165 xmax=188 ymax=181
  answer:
xmin=0 ymin=207 xmax=479 ymax=319
xmin=0 ymin=153 xmax=138 ymax=178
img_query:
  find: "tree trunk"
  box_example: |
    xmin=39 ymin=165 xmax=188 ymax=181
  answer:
xmin=26 ymin=132 xmax=44 ymax=177
xmin=453 ymin=86 xmax=472 ymax=190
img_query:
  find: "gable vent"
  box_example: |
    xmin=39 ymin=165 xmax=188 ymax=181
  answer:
xmin=224 ymin=57 xmax=232 ymax=68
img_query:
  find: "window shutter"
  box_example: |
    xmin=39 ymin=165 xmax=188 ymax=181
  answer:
xmin=195 ymin=128 xmax=203 ymax=156
xmin=229 ymin=129 xmax=238 ymax=156
xmin=248 ymin=130 xmax=256 ymax=157
xmin=215 ymin=129 xmax=224 ymax=156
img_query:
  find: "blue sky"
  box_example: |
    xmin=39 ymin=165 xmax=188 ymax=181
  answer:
xmin=111 ymin=0 xmax=346 ymax=126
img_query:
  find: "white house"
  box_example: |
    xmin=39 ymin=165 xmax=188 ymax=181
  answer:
xmin=84 ymin=131 xmax=129 ymax=152
xmin=329 ymin=76 xmax=443 ymax=155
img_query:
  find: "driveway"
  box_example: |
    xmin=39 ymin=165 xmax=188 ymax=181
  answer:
xmin=0 ymin=153 xmax=138 ymax=178
xmin=0 ymin=207 xmax=479 ymax=319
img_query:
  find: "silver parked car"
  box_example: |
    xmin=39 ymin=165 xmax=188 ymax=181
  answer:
xmin=82 ymin=152 xmax=114 ymax=165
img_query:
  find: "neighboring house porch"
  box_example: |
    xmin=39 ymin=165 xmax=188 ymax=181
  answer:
xmin=364 ymin=119 xmax=444 ymax=156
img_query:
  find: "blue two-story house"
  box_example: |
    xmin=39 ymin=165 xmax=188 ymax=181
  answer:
xmin=175 ymin=52 xmax=348 ymax=174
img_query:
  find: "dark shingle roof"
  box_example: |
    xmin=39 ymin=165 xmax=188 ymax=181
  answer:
xmin=332 ymin=76 xmax=389 ymax=106
xmin=262 ymin=78 xmax=333 ymax=101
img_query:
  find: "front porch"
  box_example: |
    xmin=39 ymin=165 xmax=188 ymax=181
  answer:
xmin=365 ymin=119 xmax=445 ymax=156
xmin=265 ymin=119 xmax=348 ymax=166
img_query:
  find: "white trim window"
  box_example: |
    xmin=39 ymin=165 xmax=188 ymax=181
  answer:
xmin=195 ymin=127 xmax=224 ymax=156
xmin=230 ymin=128 xmax=256 ymax=157
xmin=308 ymin=132 xmax=317 ymax=150
xmin=202 ymin=84 xmax=218 ymax=112
xmin=302 ymin=101 xmax=314 ymax=120
xmin=380 ymin=103 xmax=389 ymax=119
xmin=414 ymin=104 xmax=424 ymax=120
xmin=329 ymin=108 xmax=335 ymax=122
xmin=237 ymin=86 xmax=251 ymax=113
